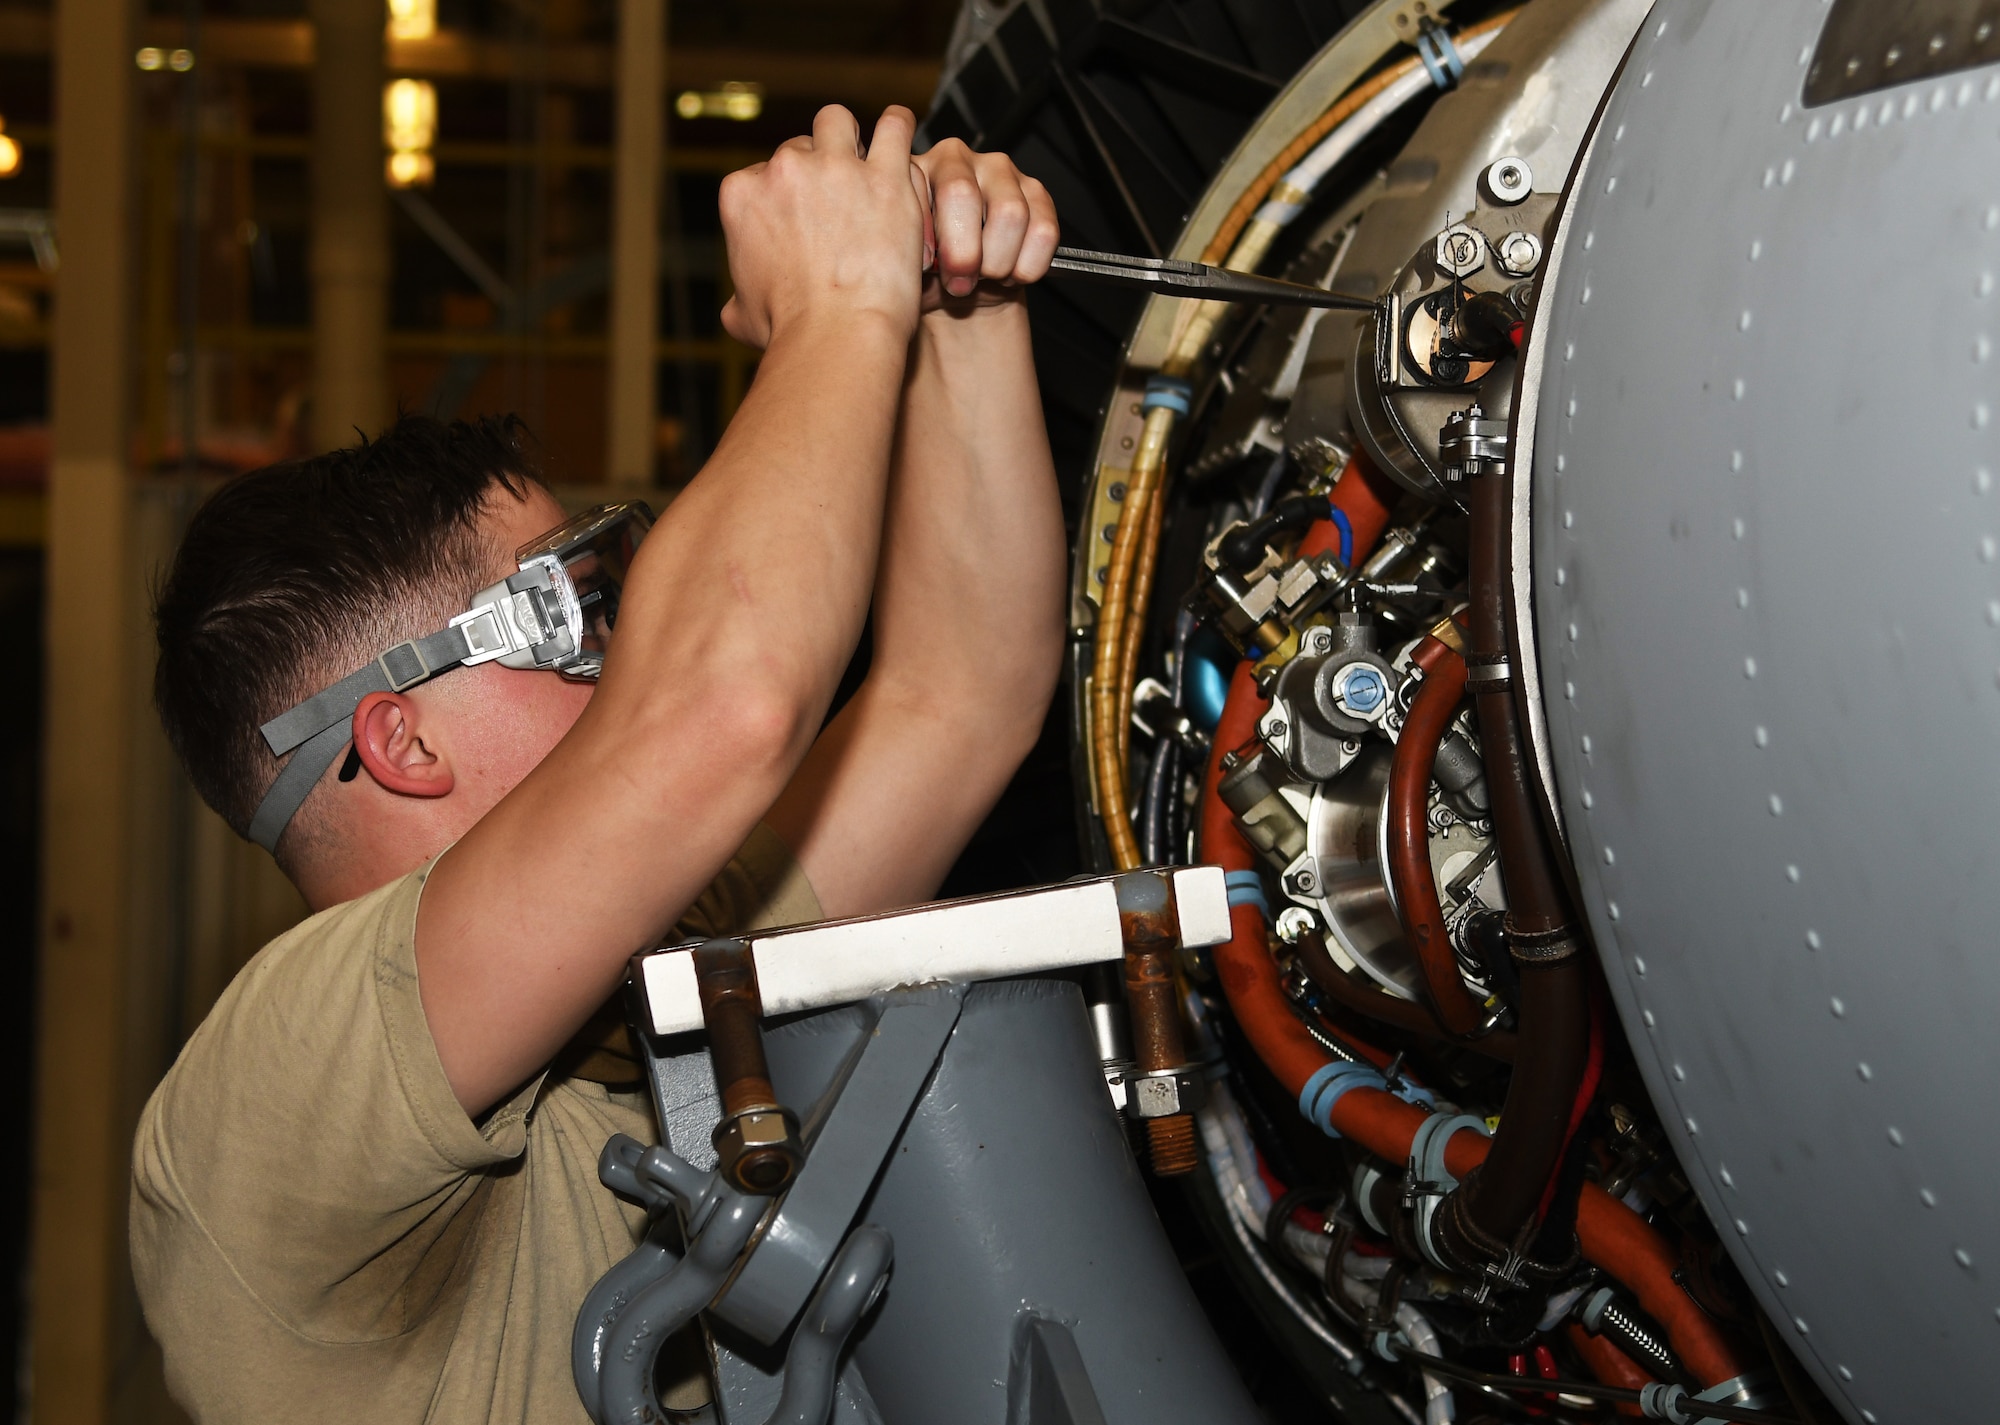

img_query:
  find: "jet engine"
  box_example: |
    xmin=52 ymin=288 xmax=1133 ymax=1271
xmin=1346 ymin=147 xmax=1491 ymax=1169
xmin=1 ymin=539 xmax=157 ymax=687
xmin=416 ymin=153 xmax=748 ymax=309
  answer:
xmin=929 ymin=0 xmax=1996 ymax=1419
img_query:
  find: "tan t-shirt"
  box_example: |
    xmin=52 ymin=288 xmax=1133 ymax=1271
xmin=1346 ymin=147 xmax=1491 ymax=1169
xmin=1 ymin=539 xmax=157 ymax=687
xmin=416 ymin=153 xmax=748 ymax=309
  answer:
xmin=130 ymin=826 xmax=820 ymax=1424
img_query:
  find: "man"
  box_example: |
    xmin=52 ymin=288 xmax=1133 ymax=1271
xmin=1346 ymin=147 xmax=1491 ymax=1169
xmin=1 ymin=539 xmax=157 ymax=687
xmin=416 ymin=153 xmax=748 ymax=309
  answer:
xmin=131 ymin=105 xmax=1064 ymax=1421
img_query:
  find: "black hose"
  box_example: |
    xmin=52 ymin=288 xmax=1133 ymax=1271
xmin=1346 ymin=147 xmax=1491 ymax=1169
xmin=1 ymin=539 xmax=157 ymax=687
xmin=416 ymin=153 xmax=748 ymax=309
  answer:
xmin=1141 ymin=735 xmax=1180 ymax=864
xmin=1249 ymin=447 xmax=1291 ymax=518
xmin=1264 ymin=1184 xmax=1343 ymax=1251
xmin=1440 ymin=463 xmax=1590 ymax=1262
xmin=1217 ymin=492 xmax=1330 ymax=572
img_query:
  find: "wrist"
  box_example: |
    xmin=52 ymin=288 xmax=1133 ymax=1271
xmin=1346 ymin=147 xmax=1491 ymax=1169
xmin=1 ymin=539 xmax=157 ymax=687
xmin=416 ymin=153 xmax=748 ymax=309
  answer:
xmin=770 ymin=302 xmax=918 ymax=358
xmin=917 ymin=295 xmax=1030 ymax=352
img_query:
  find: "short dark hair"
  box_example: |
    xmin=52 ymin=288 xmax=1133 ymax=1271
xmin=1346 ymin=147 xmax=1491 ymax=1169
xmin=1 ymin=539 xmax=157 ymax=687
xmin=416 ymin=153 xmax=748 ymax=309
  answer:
xmin=154 ymin=414 xmax=544 ymax=843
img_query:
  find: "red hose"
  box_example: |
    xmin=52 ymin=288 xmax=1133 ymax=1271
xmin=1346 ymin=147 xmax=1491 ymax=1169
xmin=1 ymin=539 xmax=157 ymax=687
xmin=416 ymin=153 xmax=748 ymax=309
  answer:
xmin=1201 ymin=639 xmax=1746 ymax=1388
xmin=1384 ymin=637 xmax=1489 ymax=1035
xmin=1300 ymin=448 xmax=1402 ymax=564
xmin=1568 ymin=1323 xmax=1652 ymax=1417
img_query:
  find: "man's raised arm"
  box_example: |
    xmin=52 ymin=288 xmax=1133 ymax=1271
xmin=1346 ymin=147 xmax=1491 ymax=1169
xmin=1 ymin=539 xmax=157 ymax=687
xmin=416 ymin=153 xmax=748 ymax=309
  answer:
xmin=418 ymin=106 xmax=927 ymax=1115
xmin=768 ymin=140 xmax=1067 ymax=915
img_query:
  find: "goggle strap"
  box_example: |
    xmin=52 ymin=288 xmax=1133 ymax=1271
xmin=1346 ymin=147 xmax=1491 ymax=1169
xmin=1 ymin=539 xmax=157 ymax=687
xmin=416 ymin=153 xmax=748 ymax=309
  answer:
xmin=246 ymin=720 xmax=353 ymax=855
xmin=259 ymin=623 xmax=476 ymax=757
xmin=247 ymin=621 xmax=477 ymax=856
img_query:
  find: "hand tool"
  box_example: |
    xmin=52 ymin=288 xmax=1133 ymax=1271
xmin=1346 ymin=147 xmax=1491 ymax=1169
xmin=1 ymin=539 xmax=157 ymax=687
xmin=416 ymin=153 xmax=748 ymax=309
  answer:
xmin=1048 ymin=244 xmax=1376 ymax=309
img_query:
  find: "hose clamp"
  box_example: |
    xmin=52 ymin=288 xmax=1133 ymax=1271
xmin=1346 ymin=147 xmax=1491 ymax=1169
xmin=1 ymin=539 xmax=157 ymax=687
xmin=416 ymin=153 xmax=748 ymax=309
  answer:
xmin=1462 ymin=653 xmax=1512 ymax=694
xmin=1413 ymin=21 xmax=1466 ymax=90
xmin=1639 ymin=1383 xmax=1693 ymax=1423
xmin=1506 ymin=919 xmax=1584 ymax=965
xmin=1352 ymin=1159 xmax=1391 ymax=1233
xmin=1299 ymin=1060 xmax=1437 ymax=1140
xmin=1405 ymin=1112 xmax=1489 ymax=1271
xmin=1225 ymin=869 xmax=1270 ymax=920
xmin=1142 ymin=375 xmax=1193 ymax=416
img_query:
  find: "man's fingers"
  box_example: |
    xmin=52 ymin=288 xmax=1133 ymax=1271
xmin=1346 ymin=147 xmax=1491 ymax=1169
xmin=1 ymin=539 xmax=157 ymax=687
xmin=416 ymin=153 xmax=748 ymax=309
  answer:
xmin=1015 ymin=174 xmax=1060 ymax=282
xmin=865 ymin=106 xmax=916 ymax=170
xmin=973 ymin=156 xmax=1030 ymax=282
xmin=811 ymin=104 xmax=862 ymax=156
xmin=929 ymin=157 xmax=985 ymax=297
xmin=909 ymin=162 xmax=937 ymax=271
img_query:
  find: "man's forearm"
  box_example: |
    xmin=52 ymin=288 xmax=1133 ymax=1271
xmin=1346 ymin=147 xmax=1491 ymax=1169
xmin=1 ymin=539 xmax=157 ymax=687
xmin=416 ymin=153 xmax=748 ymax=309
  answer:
xmin=875 ymin=302 xmax=1064 ymax=685
xmin=768 ymin=300 xmax=1065 ymax=913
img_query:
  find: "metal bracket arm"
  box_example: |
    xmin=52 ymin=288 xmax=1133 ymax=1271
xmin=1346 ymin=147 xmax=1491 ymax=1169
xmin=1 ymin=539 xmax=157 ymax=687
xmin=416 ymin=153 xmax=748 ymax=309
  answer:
xmin=631 ymin=865 xmax=1232 ymax=1037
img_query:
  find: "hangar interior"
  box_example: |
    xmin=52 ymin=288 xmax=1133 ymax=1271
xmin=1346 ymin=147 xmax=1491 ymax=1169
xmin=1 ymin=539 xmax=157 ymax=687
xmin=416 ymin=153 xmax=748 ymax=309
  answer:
xmin=20 ymin=0 xmax=1996 ymax=1422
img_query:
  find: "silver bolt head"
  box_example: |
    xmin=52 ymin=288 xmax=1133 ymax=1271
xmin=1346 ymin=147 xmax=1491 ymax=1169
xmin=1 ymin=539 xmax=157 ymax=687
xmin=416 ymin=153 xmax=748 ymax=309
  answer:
xmin=1497 ymin=230 xmax=1544 ymax=278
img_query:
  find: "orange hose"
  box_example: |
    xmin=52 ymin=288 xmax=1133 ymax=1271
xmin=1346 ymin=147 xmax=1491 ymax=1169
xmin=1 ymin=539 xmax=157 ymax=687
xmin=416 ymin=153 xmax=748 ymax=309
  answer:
xmin=1568 ymin=1324 xmax=1651 ymax=1417
xmin=1303 ymin=448 xmax=1402 ymax=565
xmin=1385 ymin=637 xmax=1488 ymax=1035
xmin=1201 ymin=638 xmax=1746 ymax=1388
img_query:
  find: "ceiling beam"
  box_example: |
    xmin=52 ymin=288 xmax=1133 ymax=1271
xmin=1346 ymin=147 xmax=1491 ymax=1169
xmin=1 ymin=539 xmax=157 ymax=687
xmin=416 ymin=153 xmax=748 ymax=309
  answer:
xmin=0 ymin=9 xmax=942 ymax=112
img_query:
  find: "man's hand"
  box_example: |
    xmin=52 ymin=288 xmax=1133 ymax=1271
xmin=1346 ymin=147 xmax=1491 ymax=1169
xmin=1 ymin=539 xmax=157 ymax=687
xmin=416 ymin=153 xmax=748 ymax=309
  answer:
xmin=720 ymin=105 xmax=927 ymax=349
xmin=915 ymin=139 xmax=1060 ymax=308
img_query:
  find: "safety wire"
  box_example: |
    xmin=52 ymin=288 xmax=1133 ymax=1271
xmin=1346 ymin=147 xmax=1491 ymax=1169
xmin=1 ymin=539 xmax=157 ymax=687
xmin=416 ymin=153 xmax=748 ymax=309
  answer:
xmin=1090 ymin=10 xmax=1519 ymax=870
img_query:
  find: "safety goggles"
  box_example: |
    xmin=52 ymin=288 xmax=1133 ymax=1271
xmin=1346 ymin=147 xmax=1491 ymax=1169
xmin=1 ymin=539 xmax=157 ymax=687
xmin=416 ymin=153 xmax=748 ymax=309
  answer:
xmin=247 ymin=500 xmax=654 ymax=854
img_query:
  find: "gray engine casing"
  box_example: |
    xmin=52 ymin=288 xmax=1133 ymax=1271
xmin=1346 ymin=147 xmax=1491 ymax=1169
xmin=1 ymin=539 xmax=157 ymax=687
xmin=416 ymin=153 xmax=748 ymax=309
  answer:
xmin=1522 ymin=3 xmax=2000 ymax=1420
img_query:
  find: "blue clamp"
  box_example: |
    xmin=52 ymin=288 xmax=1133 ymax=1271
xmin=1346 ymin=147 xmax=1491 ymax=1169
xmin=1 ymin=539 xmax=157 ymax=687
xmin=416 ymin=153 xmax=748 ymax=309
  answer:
xmin=1407 ymin=1111 xmax=1489 ymax=1269
xmin=1142 ymin=374 xmax=1194 ymax=416
xmin=1299 ymin=1059 xmax=1438 ymax=1139
xmin=1225 ymin=870 xmax=1270 ymax=921
xmin=1414 ymin=24 xmax=1465 ymax=90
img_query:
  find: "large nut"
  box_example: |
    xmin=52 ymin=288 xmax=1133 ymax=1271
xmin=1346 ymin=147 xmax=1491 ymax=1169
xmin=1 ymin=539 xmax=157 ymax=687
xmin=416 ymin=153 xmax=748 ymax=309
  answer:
xmin=1435 ymin=223 xmax=1486 ymax=278
xmin=1127 ymin=1067 xmax=1205 ymax=1119
xmin=712 ymin=1106 xmax=804 ymax=1195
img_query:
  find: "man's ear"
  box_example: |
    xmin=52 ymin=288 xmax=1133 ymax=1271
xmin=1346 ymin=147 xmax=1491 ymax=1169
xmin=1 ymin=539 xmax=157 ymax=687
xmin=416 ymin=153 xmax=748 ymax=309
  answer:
xmin=351 ymin=691 xmax=455 ymax=799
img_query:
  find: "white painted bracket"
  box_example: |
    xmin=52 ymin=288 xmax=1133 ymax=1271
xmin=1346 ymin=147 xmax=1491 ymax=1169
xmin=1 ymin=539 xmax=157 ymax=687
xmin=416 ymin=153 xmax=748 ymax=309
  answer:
xmin=633 ymin=865 xmax=1233 ymax=1038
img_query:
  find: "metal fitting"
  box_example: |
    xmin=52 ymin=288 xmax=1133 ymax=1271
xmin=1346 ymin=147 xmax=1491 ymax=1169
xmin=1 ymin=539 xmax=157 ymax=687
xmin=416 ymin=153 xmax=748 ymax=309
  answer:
xmin=1435 ymin=223 xmax=1486 ymax=278
xmin=1439 ymin=404 xmax=1510 ymax=481
xmin=712 ymin=1106 xmax=806 ymax=1196
xmin=1481 ymin=155 xmax=1534 ymax=205
xmin=1116 ymin=871 xmax=1200 ymax=1176
xmin=1495 ymin=229 xmax=1543 ymax=276
xmin=1328 ymin=660 xmax=1391 ymax=718
xmin=693 ymin=939 xmax=808 ymax=1196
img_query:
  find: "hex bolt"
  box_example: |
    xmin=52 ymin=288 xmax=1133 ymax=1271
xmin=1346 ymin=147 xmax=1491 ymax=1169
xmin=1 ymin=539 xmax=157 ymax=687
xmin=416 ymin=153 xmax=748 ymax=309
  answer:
xmin=693 ymin=939 xmax=805 ymax=1195
xmin=1337 ymin=663 xmax=1388 ymax=715
xmin=1114 ymin=871 xmax=1199 ymax=1176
